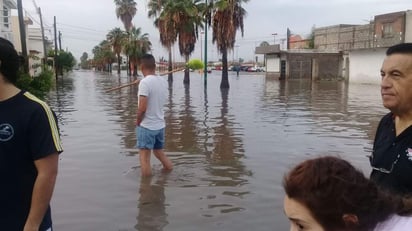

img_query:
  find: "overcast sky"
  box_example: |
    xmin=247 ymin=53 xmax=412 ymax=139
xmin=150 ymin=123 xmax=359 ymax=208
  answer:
xmin=20 ymin=0 xmax=411 ymax=62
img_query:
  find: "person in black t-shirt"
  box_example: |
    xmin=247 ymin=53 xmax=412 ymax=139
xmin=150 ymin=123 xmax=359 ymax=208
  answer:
xmin=0 ymin=37 xmax=63 ymax=231
xmin=370 ymin=43 xmax=412 ymax=195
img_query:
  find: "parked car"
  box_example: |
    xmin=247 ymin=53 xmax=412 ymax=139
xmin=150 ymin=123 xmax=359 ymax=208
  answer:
xmin=246 ymin=66 xmax=257 ymax=72
xmin=256 ymin=66 xmax=265 ymax=72
xmin=240 ymin=66 xmax=249 ymax=71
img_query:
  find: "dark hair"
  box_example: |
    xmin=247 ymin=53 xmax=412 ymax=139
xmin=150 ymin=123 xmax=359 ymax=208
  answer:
xmin=140 ymin=53 xmax=156 ymax=71
xmin=0 ymin=37 xmax=20 ymax=84
xmin=386 ymin=43 xmax=412 ymax=56
xmin=283 ymin=156 xmax=404 ymax=231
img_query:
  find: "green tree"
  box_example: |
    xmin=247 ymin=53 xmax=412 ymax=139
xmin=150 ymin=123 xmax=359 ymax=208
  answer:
xmin=107 ymin=27 xmax=127 ymax=74
xmin=211 ymin=0 xmax=249 ymax=89
xmin=55 ymin=50 xmax=76 ymax=74
xmin=114 ymin=0 xmax=137 ymax=32
xmin=92 ymin=40 xmax=116 ymax=72
xmin=80 ymin=52 xmax=89 ymax=69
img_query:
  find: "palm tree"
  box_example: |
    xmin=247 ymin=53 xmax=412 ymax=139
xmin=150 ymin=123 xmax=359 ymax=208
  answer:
xmin=211 ymin=0 xmax=249 ymax=89
xmin=148 ymin=0 xmax=205 ymax=85
xmin=114 ymin=0 xmax=137 ymax=32
xmin=124 ymin=27 xmax=152 ymax=77
xmin=107 ymin=28 xmax=127 ymax=74
xmin=148 ymin=0 xmax=177 ymax=82
xmin=115 ymin=0 xmax=137 ymax=76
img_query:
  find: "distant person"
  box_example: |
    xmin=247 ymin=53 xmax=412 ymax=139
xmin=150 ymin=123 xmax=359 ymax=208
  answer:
xmin=136 ymin=54 xmax=173 ymax=177
xmin=0 ymin=37 xmax=63 ymax=230
xmin=370 ymin=43 xmax=412 ymax=195
xmin=283 ymin=156 xmax=412 ymax=231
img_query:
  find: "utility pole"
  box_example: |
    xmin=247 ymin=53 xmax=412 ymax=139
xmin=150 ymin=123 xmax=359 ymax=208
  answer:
xmin=38 ymin=7 xmax=47 ymax=68
xmin=58 ymin=31 xmax=62 ymax=51
xmin=17 ymin=0 xmax=29 ymax=73
xmin=54 ymin=16 xmax=58 ymax=79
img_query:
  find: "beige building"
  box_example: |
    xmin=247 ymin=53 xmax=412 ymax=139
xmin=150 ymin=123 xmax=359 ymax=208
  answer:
xmin=11 ymin=15 xmax=32 ymax=54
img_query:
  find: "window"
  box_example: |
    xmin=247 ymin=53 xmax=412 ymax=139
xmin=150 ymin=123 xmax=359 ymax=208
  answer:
xmin=382 ymin=23 xmax=393 ymax=38
xmin=3 ymin=6 xmax=10 ymax=28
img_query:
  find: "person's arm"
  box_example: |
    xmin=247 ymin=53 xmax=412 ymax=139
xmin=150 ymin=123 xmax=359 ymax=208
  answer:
xmin=137 ymin=95 xmax=147 ymax=126
xmin=24 ymin=153 xmax=59 ymax=231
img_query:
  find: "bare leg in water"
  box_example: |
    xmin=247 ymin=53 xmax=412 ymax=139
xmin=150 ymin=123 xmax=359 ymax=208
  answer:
xmin=153 ymin=149 xmax=173 ymax=172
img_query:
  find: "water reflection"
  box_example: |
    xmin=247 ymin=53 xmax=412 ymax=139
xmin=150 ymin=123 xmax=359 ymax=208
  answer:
xmin=136 ymin=175 xmax=168 ymax=231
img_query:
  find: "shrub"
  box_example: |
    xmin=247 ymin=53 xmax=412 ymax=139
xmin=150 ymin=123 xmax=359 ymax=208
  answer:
xmin=15 ymin=69 xmax=54 ymax=99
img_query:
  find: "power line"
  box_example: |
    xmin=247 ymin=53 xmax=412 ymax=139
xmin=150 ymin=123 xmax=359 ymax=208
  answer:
xmin=56 ymin=22 xmax=109 ymax=34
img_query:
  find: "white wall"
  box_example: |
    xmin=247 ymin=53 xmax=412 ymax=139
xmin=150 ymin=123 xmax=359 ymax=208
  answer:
xmin=349 ymin=48 xmax=387 ymax=84
xmin=266 ymin=54 xmax=280 ymax=73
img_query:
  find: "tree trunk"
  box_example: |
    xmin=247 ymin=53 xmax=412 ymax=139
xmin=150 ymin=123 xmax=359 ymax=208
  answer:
xmin=117 ymin=54 xmax=121 ymax=75
xmin=183 ymin=55 xmax=190 ymax=85
xmin=220 ymin=50 xmax=230 ymax=89
xmin=128 ymin=56 xmax=131 ymax=76
xmin=133 ymin=64 xmax=137 ymax=76
xmin=168 ymin=47 xmax=173 ymax=82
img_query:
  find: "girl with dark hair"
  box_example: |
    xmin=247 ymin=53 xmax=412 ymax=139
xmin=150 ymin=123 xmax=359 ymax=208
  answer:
xmin=283 ymin=156 xmax=412 ymax=231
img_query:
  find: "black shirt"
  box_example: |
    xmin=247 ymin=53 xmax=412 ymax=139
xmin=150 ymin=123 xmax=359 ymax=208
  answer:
xmin=0 ymin=91 xmax=63 ymax=230
xmin=370 ymin=112 xmax=412 ymax=195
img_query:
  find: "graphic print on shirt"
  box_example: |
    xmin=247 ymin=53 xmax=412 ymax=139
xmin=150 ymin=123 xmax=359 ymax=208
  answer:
xmin=406 ymin=148 xmax=412 ymax=161
xmin=0 ymin=123 xmax=14 ymax=141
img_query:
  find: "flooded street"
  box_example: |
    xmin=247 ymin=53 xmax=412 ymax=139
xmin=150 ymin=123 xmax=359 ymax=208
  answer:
xmin=46 ymin=70 xmax=387 ymax=231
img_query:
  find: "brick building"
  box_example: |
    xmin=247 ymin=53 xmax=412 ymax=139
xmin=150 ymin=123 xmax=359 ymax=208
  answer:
xmin=255 ymin=10 xmax=411 ymax=82
xmin=314 ymin=10 xmax=411 ymax=52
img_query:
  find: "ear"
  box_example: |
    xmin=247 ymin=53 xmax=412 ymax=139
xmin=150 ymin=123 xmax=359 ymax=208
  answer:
xmin=342 ymin=214 xmax=359 ymax=227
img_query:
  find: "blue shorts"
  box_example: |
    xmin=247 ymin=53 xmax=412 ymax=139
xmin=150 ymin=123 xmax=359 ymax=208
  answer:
xmin=136 ymin=126 xmax=165 ymax=149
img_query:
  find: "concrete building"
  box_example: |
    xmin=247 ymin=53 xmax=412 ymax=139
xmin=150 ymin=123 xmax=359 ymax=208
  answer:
xmin=312 ymin=10 xmax=412 ymax=84
xmin=349 ymin=11 xmax=410 ymax=84
xmin=314 ymin=23 xmax=374 ymax=51
xmin=255 ymin=9 xmax=411 ymax=83
xmin=0 ymin=0 xmax=17 ymax=41
xmin=255 ymin=44 xmax=342 ymax=80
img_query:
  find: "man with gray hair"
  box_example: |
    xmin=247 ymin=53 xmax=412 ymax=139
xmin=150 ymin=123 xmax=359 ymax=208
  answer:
xmin=370 ymin=43 xmax=412 ymax=195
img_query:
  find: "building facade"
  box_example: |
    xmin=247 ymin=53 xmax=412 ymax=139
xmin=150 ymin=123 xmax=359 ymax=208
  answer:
xmin=0 ymin=0 xmax=17 ymax=41
xmin=313 ymin=10 xmax=411 ymax=84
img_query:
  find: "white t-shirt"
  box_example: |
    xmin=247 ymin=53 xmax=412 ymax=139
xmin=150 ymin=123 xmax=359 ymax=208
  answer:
xmin=138 ymin=74 xmax=168 ymax=130
xmin=374 ymin=214 xmax=412 ymax=231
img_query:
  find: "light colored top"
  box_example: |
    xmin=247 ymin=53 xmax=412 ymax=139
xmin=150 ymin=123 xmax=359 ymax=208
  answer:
xmin=374 ymin=214 xmax=412 ymax=231
xmin=138 ymin=74 xmax=168 ymax=130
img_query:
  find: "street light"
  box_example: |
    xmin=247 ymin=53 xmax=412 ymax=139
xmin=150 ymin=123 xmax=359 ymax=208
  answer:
xmin=272 ymin=33 xmax=278 ymax=45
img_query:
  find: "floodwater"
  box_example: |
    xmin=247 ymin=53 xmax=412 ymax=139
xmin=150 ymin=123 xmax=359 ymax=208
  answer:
xmin=46 ymin=70 xmax=387 ymax=231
